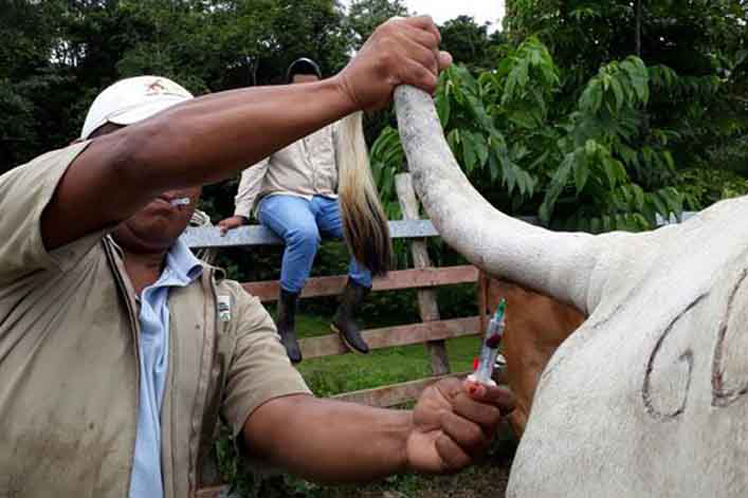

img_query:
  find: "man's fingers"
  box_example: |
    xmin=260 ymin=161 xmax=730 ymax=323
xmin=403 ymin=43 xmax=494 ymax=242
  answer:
xmin=339 ymin=14 xmax=449 ymax=110
xmin=435 ymin=433 xmax=472 ymax=471
xmin=450 ymin=392 xmax=503 ymax=431
xmin=218 ymin=219 xmax=232 ymax=236
xmin=404 ymin=15 xmax=442 ymax=44
xmin=388 ymin=15 xmax=444 ymax=86
xmin=439 ymin=410 xmax=488 ymax=460
xmin=468 ymin=383 xmax=517 ymax=416
xmin=400 ymin=59 xmax=439 ymax=94
xmin=401 ymin=21 xmax=440 ymax=52
xmin=403 ymin=32 xmax=440 ymax=79
xmin=399 ymin=18 xmax=448 ymax=79
xmin=438 ymin=50 xmax=453 ymax=71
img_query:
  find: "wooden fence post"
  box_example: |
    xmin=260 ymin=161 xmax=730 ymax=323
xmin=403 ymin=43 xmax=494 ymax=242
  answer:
xmin=395 ymin=173 xmax=451 ymax=376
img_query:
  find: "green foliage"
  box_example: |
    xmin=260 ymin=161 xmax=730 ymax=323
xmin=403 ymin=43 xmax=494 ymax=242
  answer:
xmin=537 ymin=55 xmax=686 ymax=230
xmin=372 ymin=43 xmax=683 ymax=232
xmin=439 ymin=15 xmax=507 ymax=71
xmin=370 ymin=1 xmax=748 ymax=236
xmin=347 ymin=0 xmax=409 ymax=49
xmin=0 ymin=0 xmax=355 ymax=172
xmin=674 ymin=167 xmax=748 ymax=211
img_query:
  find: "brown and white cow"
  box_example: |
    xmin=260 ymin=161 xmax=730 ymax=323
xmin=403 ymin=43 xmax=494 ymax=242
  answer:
xmin=478 ymin=274 xmax=585 ymax=436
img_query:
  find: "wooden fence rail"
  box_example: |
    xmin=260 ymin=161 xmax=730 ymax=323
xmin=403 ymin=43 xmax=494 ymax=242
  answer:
xmin=241 ymin=265 xmax=479 ymax=302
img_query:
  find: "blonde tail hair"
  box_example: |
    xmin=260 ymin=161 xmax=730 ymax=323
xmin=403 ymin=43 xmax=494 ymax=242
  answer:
xmin=336 ymin=111 xmax=393 ymax=276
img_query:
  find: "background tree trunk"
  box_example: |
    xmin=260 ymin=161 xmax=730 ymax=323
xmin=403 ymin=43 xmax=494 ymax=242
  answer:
xmin=636 ymin=0 xmax=643 ymax=57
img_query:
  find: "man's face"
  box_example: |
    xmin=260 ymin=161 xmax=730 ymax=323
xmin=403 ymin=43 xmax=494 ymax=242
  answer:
xmin=112 ymin=186 xmax=202 ymax=254
xmin=86 ymin=122 xmax=203 ymax=254
xmin=292 ymin=74 xmax=320 ymax=84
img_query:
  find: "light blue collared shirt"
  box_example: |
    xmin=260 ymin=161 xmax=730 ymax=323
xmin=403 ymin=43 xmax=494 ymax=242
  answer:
xmin=129 ymin=239 xmax=203 ymax=498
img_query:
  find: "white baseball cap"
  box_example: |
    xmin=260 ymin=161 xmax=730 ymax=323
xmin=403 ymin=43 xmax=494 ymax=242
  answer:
xmin=81 ymin=75 xmax=194 ymax=140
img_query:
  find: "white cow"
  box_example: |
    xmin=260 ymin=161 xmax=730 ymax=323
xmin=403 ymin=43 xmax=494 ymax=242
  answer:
xmin=395 ymin=86 xmax=748 ymax=497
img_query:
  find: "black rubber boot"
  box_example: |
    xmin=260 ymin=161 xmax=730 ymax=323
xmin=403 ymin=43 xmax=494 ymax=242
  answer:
xmin=331 ymin=279 xmax=371 ymax=354
xmin=276 ymin=289 xmax=302 ymax=363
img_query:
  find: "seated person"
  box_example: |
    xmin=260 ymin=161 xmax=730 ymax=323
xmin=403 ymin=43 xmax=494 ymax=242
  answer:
xmin=219 ymin=57 xmax=378 ymax=363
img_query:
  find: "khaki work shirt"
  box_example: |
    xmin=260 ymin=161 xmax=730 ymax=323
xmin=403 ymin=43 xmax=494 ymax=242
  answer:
xmin=234 ymin=122 xmax=339 ymax=218
xmin=0 ymin=143 xmax=311 ymax=498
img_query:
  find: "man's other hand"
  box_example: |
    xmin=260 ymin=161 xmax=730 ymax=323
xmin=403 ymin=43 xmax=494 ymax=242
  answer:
xmin=336 ymin=16 xmax=453 ymax=111
xmin=218 ymin=215 xmax=247 ymax=236
xmin=405 ymin=377 xmax=516 ymax=474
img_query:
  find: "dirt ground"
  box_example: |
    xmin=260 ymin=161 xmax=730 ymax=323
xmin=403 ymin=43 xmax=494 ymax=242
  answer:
xmin=415 ymin=424 xmax=516 ymax=498
xmin=417 ymin=456 xmax=512 ymax=498
xmin=338 ymin=435 xmax=517 ymax=498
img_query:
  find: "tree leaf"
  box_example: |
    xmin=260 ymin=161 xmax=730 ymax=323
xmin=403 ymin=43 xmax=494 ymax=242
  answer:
xmin=610 ymin=77 xmax=624 ymax=110
xmin=580 ymin=79 xmax=603 ymax=112
xmin=633 ymin=184 xmax=645 ymax=211
xmin=461 ymin=130 xmax=478 ymax=172
xmin=435 ymin=91 xmax=451 ymax=128
xmin=574 ymin=148 xmax=589 ymax=192
xmin=660 ymin=187 xmax=683 ymax=216
xmin=473 ymin=132 xmax=489 ymax=168
xmin=509 ymin=110 xmax=537 ymax=129
xmin=603 ymin=157 xmax=618 ymax=188
xmin=585 ymin=139 xmax=597 ymax=157
xmin=488 ymin=152 xmax=501 ymax=182
xmin=504 ymin=162 xmax=517 ymax=193
xmin=539 ymin=155 xmax=573 ymax=224
xmin=651 ymin=193 xmax=669 ymax=217
xmin=624 ymin=57 xmax=650 ymax=103
xmin=447 ymin=129 xmax=460 ymax=152
xmin=602 ymin=215 xmax=612 ymax=232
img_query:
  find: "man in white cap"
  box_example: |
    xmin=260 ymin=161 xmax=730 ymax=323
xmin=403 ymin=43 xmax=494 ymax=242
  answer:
xmin=0 ymin=17 xmax=514 ymax=498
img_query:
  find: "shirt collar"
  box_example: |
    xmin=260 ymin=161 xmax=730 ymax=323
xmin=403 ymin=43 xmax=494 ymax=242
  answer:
xmin=164 ymin=237 xmax=204 ymax=285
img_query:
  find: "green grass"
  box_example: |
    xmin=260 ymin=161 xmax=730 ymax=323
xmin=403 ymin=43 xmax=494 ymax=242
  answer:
xmin=293 ymin=313 xmax=480 ymax=397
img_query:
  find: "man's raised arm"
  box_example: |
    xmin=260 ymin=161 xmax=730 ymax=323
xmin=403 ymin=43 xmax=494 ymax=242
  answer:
xmin=41 ymin=16 xmax=451 ymax=250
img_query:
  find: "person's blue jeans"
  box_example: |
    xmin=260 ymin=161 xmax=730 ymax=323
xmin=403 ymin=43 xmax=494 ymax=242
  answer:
xmin=258 ymin=194 xmax=373 ymax=294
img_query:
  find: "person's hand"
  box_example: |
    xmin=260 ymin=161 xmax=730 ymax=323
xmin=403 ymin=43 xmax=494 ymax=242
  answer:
xmin=218 ymin=215 xmax=247 ymax=236
xmin=405 ymin=377 xmax=515 ymax=473
xmin=336 ymin=16 xmax=453 ymax=111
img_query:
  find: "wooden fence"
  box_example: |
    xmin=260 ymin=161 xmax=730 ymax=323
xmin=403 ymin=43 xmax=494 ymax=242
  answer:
xmin=182 ymin=173 xmax=481 ymax=408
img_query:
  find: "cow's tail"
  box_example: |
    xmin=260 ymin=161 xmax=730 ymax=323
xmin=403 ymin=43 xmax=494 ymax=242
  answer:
xmin=335 ymin=111 xmax=393 ymax=276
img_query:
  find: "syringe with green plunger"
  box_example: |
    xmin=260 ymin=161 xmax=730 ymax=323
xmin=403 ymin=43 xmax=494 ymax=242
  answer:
xmin=468 ymin=299 xmax=506 ymax=386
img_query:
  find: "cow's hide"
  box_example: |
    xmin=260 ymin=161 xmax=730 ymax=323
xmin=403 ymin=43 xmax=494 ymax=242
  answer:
xmin=508 ymin=198 xmax=748 ymax=497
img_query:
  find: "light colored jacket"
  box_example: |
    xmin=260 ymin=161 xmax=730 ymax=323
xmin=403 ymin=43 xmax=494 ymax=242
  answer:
xmin=0 ymin=143 xmax=310 ymax=498
xmin=234 ymin=122 xmax=339 ymax=218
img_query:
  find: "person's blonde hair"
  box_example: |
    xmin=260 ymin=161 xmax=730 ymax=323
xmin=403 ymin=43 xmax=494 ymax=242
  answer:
xmin=335 ymin=111 xmax=393 ymax=276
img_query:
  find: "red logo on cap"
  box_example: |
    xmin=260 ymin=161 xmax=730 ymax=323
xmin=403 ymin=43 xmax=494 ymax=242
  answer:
xmin=146 ymin=80 xmax=167 ymax=95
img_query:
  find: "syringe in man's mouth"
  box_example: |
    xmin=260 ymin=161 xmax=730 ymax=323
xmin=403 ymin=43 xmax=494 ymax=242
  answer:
xmin=170 ymin=197 xmax=191 ymax=207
